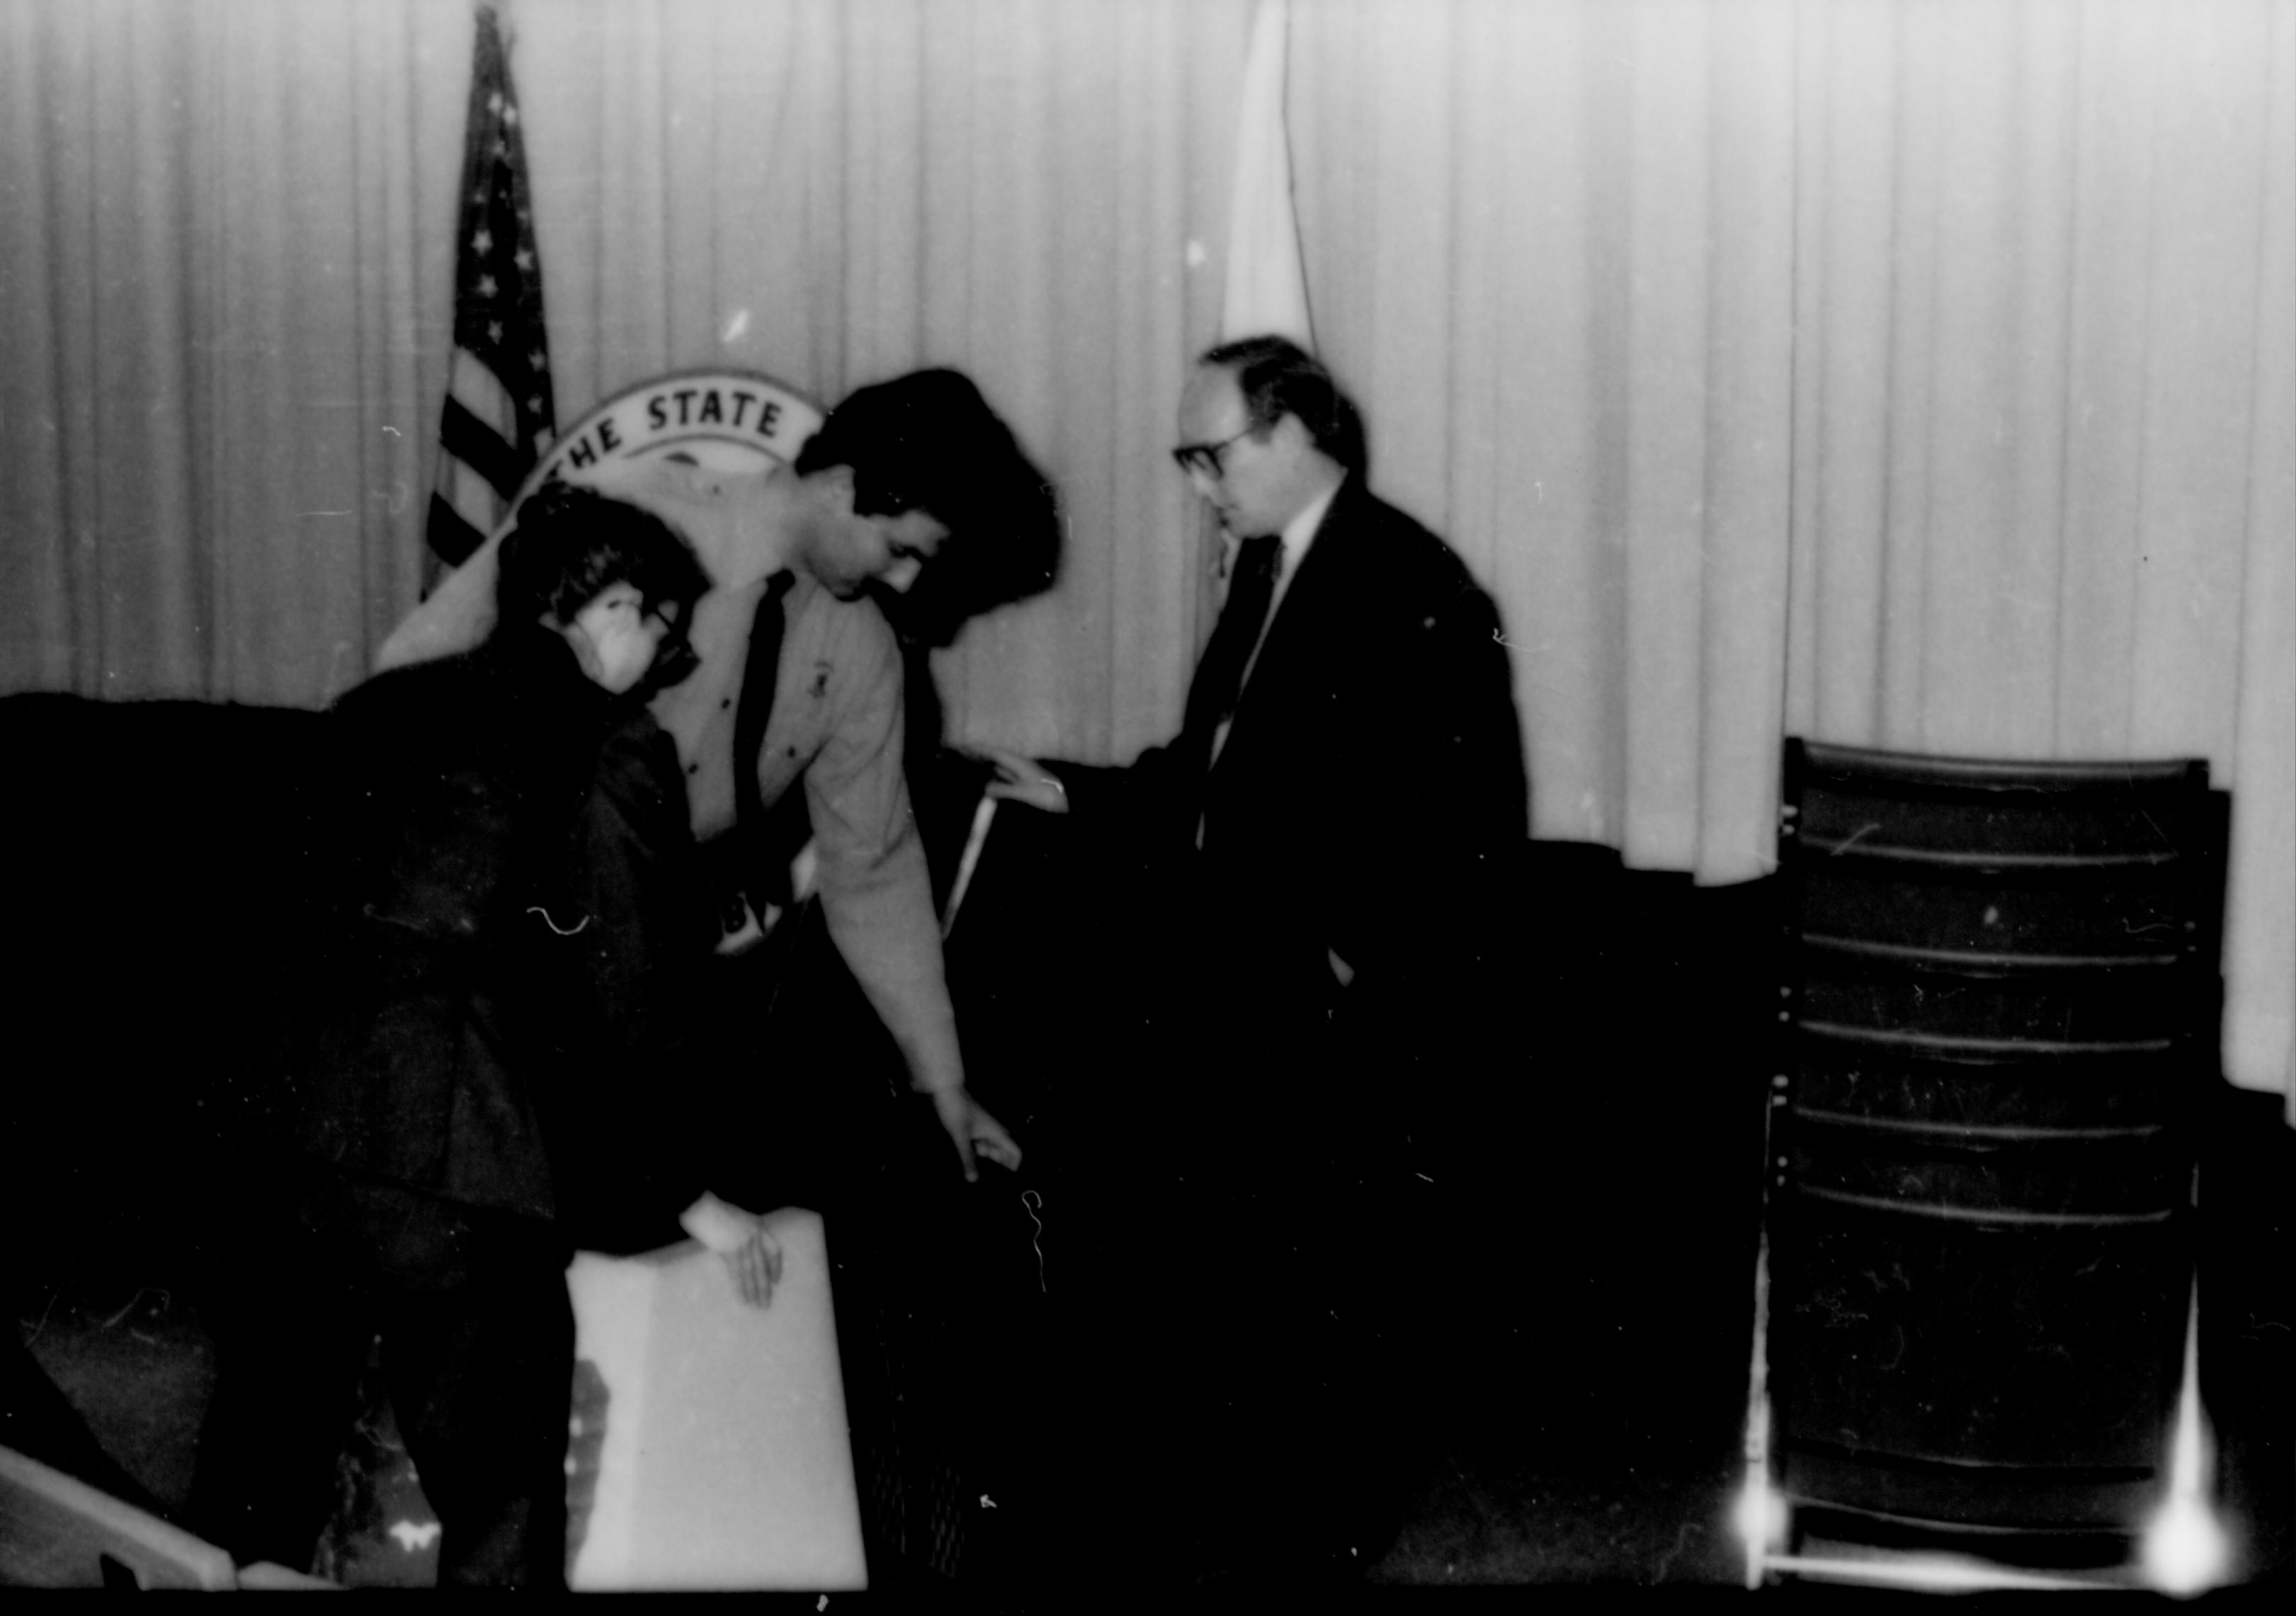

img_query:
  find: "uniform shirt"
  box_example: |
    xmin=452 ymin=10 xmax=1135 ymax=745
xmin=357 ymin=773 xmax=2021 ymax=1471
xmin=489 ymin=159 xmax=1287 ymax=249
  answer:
xmin=652 ymin=569 xmax=957 ymax=1091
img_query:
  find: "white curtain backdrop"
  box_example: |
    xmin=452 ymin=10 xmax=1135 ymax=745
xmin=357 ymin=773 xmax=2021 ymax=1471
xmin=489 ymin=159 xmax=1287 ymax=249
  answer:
xmin=1 ymin=0 xmax=470 ymax=700
xmin=1285 ymin=0 xmax=2292 ymax=1096
xmin=2 ymin=0 xmax=2289 ymax=1098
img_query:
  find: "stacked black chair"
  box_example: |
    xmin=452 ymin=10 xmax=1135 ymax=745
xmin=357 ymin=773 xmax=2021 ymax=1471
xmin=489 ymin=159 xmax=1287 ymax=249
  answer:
xmin=1756 ymin=739 xmax=2228 ymax=1574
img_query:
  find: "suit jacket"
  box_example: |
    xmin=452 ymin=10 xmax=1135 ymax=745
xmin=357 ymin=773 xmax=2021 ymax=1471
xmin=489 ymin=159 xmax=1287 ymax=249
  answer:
xmin=1065 ymin=475 xmax=1528 ymax=1151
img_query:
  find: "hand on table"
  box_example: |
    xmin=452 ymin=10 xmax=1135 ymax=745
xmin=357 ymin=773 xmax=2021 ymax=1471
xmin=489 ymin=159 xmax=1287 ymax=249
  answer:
xmin=681 ymin=1191 xmax=787 ymax=1309
xmin=720 ymin=1225 xmax=785 ymax=1309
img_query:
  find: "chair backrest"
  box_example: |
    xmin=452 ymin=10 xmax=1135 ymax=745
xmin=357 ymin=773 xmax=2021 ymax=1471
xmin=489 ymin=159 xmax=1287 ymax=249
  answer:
xmin=1769 ymin=738 xmax=2228 ymax=1533
xmin=1783 ymin=739 xmax=2225 ymax=1143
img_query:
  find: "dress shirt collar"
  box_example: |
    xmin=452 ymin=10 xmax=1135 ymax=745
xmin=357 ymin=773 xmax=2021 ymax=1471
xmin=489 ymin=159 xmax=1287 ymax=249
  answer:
xmin=1273 ymin=478 xmax=1341 ymax=603
xmin=1215 ymin=474 xmax=1341 ymax=607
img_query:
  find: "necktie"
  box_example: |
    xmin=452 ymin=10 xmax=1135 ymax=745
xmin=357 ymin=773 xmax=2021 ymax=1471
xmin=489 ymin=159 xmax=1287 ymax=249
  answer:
xmin=1180 ymin=533 xmax=1283 ymax=777
xmin=731 ymin=570 xmax=804 ymax=905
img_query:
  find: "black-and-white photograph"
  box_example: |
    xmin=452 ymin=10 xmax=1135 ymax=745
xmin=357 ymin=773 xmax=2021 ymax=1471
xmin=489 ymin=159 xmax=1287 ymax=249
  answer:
xmin=2 ymin=0 xmax=2290 ymax=1597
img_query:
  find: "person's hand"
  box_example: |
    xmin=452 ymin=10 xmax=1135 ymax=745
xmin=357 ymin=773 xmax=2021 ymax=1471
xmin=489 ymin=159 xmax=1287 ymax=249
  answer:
xmin=930 ymin=1085 xmax=1024 ymax=1182
xmin=974 ymin=744 xmax=1069 ymax=815
xmin=720 ymin=1225 xmax=784 ymax=1310
xmin=681 ymin=1191 xmax=785 ymax=1309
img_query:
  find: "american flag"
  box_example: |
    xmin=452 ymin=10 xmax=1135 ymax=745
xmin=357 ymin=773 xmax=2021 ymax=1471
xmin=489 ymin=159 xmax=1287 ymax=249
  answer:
xmin=426 ymin=4 xmax=554 ymax=582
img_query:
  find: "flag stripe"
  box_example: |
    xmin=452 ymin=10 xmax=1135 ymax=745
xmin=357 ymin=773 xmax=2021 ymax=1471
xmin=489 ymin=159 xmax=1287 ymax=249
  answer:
xmin=450 ymin=346 xmax=518 ymax=440
xmin=448 ymin=457 xmax=501 ymax=535
xmin=427 ymin=491 xmax=488 ymax=571
xmin=439 ymin=393 xmax=526 ymax=502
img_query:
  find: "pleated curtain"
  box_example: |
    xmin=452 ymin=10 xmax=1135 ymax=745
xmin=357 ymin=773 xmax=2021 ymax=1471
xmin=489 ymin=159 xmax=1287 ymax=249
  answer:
xmin=1 ymin=0 xmax=2288 ymax=1098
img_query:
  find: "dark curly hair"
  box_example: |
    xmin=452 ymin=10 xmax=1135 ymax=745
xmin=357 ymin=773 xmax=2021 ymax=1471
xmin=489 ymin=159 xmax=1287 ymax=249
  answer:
xmin=495 ymin=479 xmax=712 ymax=630
xmin=795 ymin=368 xmax=1062 ymax=646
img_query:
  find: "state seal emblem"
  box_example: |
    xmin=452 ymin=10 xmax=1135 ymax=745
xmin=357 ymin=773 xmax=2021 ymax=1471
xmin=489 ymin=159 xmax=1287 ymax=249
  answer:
xmin=377 ymin=370 xmax=826 ymax=671
xmin=525 ymin=368 xmax=824 ymax=491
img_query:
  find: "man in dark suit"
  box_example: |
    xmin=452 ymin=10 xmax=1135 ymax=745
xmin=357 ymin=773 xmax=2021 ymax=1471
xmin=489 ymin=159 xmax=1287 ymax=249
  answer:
xmin=987 ymin=334 xmax=1528 ymax=1583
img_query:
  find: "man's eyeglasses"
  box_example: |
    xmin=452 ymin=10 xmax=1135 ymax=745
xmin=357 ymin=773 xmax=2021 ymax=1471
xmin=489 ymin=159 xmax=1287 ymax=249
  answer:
xmin=1169 ymin=428 xmax=1256 ymax=479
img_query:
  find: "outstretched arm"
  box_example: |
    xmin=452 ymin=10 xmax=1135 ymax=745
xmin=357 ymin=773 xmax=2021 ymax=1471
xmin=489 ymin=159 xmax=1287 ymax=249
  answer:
xmin=803 ymin=608 xmax=1023 ymax=1183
